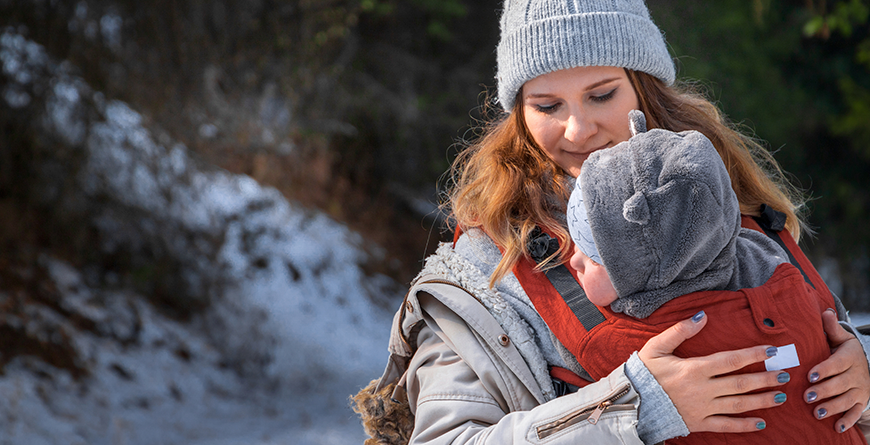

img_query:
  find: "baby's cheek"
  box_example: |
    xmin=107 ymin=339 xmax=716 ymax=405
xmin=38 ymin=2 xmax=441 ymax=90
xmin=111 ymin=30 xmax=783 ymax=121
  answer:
xmin=586 ymin=289 xmax=616 ymax=307
xmin=586 ymin=266 xmax=618 ymax=307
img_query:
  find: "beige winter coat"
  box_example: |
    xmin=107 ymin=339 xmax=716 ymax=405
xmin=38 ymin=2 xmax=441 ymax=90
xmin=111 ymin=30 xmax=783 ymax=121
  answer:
xmin=381 ymin=271 xmax=643 ymax=444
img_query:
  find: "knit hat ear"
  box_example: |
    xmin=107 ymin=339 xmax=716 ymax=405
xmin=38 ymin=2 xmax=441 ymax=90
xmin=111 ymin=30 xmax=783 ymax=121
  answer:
xmin=623 ymin=191 xmax=650 ymax=225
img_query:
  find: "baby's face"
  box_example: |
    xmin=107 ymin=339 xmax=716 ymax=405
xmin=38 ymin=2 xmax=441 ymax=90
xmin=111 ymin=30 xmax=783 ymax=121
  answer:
xmin=569 ymin=245 xmax=618 ymax=307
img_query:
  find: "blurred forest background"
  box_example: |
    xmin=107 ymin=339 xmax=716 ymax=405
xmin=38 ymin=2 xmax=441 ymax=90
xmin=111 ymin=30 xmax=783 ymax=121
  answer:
xmin=4 ymin=0 xmax=869 ymax=302
xmin=0 ymin=0 xmax=868 ymax=442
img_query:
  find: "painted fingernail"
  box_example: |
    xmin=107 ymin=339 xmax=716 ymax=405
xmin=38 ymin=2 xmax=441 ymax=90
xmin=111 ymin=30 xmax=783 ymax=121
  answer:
xmin=756 ymin=421 xmax=766 ymax=430
xmin=840 ymin=424 xmax=847 ymax=433
xmin=692 ymin=310 xmax=706 ymax=323
xmin=774 ymin=393 xmax=787 ymax=404
xmin=826 ymin=308 xmax=836 ymax=314
xmin=807 ymin=391 xmax=818 ymax=403
xmin=818 ymin=408 xmax=828 ymax=419
xmin=810 ymin=372 xmax=820 ymax=383
xmin=777 ymin=372 xmax=790 ymax=383
xmin=766 ymin=346 xmax=778 ymax=357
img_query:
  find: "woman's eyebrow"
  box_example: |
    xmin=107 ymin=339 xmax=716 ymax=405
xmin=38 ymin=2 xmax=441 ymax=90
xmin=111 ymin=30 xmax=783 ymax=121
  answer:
xmin=525 ymin=93 xmax=556 ymax=99
xmin=584 ymin=77 xmax=621 ymax=91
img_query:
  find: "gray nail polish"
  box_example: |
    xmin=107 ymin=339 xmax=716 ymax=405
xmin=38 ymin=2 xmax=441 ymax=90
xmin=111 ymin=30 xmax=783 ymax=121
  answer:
xmin=766 ymin=346 xmax=778 ymax=357
xmin=774 ymin=393 xmax=787 ymax=404
xmin=810 ymin=372 xmax=820 ymax=383
xmin=756 ymin=421 xmax=766 ymax=430
xmin=692 ymin=310 xmax=705 ymax=323
xmin=818 ymin=408 xmax=828 ymax=419
xmin=777 ymin=372 xmax=790 ymax=384
xmin=807 ymin=391 xmax=818 ymax=403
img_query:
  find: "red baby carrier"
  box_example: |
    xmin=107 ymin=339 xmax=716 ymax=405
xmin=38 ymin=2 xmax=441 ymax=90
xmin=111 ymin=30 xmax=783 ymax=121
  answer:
xmin=511 ymin=206 xmax=866 ymax=445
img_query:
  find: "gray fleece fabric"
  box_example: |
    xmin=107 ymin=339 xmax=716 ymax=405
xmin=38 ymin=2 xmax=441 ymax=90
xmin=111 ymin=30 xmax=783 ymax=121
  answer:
xmin=575 ymin=111 xmax=788 ymax=318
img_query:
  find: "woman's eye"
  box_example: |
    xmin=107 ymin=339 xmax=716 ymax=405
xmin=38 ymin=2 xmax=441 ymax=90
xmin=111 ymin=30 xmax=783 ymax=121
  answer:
xmin=534 ymin=103 xmax=560 ymax=114
xmin=590 ymin=88 xmax=617 ymax=103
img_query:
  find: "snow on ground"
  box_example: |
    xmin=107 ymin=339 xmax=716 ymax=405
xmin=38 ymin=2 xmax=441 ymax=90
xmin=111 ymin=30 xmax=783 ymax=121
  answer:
xmin=0 ymin=250 xmax=392 ymax=445
xmin=1 ymin=28 xmax=395 ymax=444
xmin=0 ymin=147 xmax=393 ymax=443
xmin=849 ymin=313 xmax=870 ymax=327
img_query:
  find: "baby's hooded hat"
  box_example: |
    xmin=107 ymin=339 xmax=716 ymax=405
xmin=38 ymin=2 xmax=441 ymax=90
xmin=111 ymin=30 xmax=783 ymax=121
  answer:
xmin=568 ymin=111 xmax=742 ymax=318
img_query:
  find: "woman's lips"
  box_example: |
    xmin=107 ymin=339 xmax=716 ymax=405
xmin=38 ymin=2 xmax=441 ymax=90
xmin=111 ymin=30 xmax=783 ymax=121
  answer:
xmin=565 ymin=142 xmax=610 ymax=158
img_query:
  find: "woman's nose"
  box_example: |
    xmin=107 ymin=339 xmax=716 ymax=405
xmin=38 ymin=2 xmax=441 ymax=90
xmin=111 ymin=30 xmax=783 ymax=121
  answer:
xmin=564 ymin=113 xmax=596 ymax=145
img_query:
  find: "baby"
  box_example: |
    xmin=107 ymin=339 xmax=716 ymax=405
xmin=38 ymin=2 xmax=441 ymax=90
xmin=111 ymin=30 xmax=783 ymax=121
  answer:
xmin=567 ymin=111 xmax=788 ymax=315
xmin=562 ymin=111 xmax=862 ymax=444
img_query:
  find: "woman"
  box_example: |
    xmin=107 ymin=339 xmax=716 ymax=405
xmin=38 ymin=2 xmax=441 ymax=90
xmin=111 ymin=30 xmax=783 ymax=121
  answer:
xmin=354 ymin=1 xmax=870 ymax=443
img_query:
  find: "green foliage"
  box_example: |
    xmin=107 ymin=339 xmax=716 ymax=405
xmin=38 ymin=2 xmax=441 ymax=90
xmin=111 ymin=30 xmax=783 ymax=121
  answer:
xmin=304 ymin=0 xmax=469 ymax=50
xmin=802 ymin=0 xmax=870 ymax=162
xmin=803 ymin=0 xmax=869 ymax=38
xmin=325 ymin=0 xmax=488 ymax=188
xmin=651 ymin=0 xmax=870 ymax=306
xmin=859 ymin=38 xmax=870 ymax=68
xmin=652 ymin=1 xmax=808 ymax=155
xmin=411 ymin=0 xmax=468 ymax=40
xmin=832 ymin=78 xmax=870 ymax=159
xmin=359 ymin=0 xmax=395 ymax=16
xmin=352 ymin=0 xmax=470 ymax=41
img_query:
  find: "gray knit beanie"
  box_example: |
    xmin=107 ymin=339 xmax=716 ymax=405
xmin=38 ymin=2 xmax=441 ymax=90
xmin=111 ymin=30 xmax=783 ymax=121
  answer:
xmin=496 ymin=0 xmax=676 ymax=111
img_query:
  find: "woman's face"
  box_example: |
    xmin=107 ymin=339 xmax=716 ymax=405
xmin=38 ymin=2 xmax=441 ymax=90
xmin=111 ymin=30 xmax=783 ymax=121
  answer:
xmin=522 ymin=66 xmax=640 ymax=177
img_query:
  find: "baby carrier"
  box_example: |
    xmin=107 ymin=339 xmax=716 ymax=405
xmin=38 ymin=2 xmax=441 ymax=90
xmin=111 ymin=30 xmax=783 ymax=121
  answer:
xmin=514 ymin=207 xmax=865 ymax=444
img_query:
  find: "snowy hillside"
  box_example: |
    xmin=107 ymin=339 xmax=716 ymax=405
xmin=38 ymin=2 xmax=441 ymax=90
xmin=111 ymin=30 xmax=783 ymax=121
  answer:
xmin=1 ymin=29 xmax=397 ymax=444
xmin=2 ymin=254 xmax=394 ymax=444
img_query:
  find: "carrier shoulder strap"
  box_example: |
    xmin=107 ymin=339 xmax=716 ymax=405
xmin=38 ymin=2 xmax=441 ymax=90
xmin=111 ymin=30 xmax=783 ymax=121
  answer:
xmin=454 ymin=226 xmax=606 ymax=339
xmin=517 ymin=227 xmax=606 ymax=331
xmin=743 ymin=204 xmax=831 ymax=295
xmin=511 ymin=227 xmax=605 ymax=389
xmin=746 ymin=207 xmax=870 ymax=334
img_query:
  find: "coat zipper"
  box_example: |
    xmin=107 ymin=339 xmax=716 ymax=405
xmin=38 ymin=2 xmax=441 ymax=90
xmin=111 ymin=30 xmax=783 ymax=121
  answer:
xmin=419 ymin=278 xmax=636 ymax=436
xmin=536 ymin=383 xmax=633 ymax=439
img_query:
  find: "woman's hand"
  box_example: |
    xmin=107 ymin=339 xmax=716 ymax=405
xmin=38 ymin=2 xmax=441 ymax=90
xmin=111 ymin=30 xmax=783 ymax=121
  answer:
xmin=804 ymin=308 xmax=870 ymax=433
xmin=638 ymin=311 xmax=787 ymax=433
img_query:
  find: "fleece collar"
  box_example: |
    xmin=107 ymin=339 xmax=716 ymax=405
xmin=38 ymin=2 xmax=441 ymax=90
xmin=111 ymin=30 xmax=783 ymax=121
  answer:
xmin=414 ymin=242 xmax=557 ymax=400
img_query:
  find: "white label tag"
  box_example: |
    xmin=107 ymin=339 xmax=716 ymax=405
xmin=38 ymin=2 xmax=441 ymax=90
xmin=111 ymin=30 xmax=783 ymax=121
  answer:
xmin=765 ymin=343 xmax=800 ymax=371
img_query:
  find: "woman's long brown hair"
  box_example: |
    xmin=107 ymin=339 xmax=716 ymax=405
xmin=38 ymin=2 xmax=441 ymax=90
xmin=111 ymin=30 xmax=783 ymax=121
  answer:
xmin=445 ymin=69 xmax=806 ymax=287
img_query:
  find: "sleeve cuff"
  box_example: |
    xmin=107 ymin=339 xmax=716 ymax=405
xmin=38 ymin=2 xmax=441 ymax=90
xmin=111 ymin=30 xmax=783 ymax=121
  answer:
xmin=625 ymin=352 xmax=689 ymax=444
xmin=839 ymin=321 xmax=870 ymax=413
